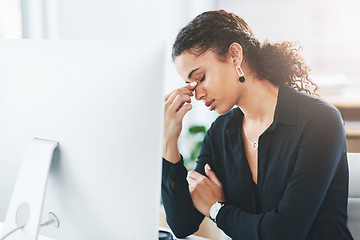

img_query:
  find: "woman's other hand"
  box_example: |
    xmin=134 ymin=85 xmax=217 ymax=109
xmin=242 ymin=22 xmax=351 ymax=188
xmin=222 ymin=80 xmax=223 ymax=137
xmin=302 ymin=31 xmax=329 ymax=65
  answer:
xmin=187 ymin=164 xmax=225 ymax=217
xmin=163 ymin=82 xmax=197 ymax=163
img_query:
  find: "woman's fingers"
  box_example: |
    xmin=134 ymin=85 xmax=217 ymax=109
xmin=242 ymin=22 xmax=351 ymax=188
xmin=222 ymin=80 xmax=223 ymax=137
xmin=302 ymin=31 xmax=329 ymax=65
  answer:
xmin=165 ymin=83 xmax=197 ymax=115
xmin=205 ymin=164 xmax=222 ymax=187
xmin=164 ymin=90 xmax=174 ymax=101
xmin=165 ymin=82 xmax=197 ymax=103
xmin=187 ymin=171 xmax=204 ymax=191
xmin=187 ymin=171 xmax=203 ymax=180
xmin=163 ymin=83 xmax=198 ymax=145
xmin=174 ymin=94 xmax=192 ymax=112
xmin=177 ymin=103 xmax=192 ymax=119
xmin=186 ymin=169 xmax=225 ymax=216
xmin=166 ymin=87 xmax=193 ymax=105
xmin=167 ymin=94 xmax=192 ymax=117
xmin=165 ymin=90 xmax=190 ymax=112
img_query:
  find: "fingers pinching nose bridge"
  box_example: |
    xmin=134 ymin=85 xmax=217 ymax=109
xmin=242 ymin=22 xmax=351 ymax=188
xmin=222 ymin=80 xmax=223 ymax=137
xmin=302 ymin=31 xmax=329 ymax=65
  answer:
xmin=190 ymin=82 xmax=198 ymax=87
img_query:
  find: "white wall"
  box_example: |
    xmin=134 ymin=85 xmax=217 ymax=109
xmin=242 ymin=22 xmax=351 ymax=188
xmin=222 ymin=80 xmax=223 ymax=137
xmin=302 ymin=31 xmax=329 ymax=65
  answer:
xmin=54 ymin=0 xmax=218 ymax=92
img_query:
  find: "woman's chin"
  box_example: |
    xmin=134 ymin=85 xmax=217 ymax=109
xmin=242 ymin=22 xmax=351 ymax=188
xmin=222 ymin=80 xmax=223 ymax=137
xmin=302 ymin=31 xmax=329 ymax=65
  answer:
xmin=215 ymin=108 xmax=229 ymax=115
xmin=215 ymin=105 xmax=235 ymax=115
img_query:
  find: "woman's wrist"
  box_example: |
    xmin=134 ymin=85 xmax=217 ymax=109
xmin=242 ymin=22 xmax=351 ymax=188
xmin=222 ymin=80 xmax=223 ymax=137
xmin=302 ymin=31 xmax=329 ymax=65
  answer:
xmin=163 ymin=140 xmax=181 ymax=164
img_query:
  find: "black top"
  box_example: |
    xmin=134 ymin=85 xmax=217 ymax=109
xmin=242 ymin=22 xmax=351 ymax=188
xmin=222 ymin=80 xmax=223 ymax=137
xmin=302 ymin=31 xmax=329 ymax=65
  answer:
xmin=161 ymin=85 xmax=354 ymax=240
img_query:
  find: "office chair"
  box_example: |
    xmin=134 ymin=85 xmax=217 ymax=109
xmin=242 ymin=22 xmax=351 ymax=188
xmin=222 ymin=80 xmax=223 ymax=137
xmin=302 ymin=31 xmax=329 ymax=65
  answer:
xmin=347 ymin=152 xmax=360 ymax=239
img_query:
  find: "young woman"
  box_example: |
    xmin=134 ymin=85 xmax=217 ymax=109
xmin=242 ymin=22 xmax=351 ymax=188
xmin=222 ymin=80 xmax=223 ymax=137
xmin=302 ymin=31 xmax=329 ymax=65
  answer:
xmin=162 ymin=10 xmax=353 ymax=240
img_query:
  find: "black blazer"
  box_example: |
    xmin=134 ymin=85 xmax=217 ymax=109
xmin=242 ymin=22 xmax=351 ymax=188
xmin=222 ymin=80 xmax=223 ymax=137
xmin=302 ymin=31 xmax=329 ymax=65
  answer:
xmin=162 ymin=85 xmax=354 ymax=240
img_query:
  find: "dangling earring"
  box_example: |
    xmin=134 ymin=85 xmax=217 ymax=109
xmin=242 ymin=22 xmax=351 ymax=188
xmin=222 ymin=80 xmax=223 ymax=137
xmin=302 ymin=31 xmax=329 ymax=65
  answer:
xmin=236 ymin=65 xmax=245 ymax=83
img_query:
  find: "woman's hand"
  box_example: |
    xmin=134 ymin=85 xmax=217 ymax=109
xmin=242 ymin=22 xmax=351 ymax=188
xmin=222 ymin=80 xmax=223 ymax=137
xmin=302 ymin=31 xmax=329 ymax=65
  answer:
xmin=163 ymin=82 xmax=197 ymax=163
xmin=187 ymin=164 xmax=225 ymax=217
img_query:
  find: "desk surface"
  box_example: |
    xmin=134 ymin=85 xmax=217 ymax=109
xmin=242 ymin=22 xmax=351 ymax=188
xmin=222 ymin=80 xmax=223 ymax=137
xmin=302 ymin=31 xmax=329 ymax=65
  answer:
xmin=178 ymin=235 xmax=209 ymax=240
xmin=0 ymin=223 xmax=209 ymax=240
xmin=159 ymin=227 xmax=209 ymax=240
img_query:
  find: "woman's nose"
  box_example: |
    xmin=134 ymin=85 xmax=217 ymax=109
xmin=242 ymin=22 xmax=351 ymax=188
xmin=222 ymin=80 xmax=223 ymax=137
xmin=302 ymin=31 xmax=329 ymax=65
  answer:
xmin=194 ymin=87 xmax=205 ymax=101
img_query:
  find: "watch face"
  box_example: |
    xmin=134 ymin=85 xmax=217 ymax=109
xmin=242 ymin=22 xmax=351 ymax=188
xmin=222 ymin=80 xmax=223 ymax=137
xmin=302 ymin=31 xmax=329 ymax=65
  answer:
xmin=210 ymin=202 xmax=222 ymax=220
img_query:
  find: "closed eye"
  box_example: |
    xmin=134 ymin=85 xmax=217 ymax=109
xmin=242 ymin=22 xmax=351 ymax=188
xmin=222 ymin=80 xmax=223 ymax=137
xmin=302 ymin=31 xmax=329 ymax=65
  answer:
xmin=199 ymin=75 xmax=205 ymax=83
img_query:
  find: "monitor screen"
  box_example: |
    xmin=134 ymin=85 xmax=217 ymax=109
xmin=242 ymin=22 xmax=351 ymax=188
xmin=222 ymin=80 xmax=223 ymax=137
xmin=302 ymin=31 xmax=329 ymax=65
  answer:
xmin=0 ymin=40 xmax=165 ymax=239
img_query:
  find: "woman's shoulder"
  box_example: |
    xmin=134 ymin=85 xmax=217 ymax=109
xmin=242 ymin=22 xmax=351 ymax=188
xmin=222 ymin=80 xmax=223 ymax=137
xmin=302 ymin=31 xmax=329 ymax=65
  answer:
xmin=280 ymin=85 xmax=342 ymax=121
xmin=280 ymin=87 xmax=344 ymax=133
xmin=298 ymin=90 xmax=341 ymax=120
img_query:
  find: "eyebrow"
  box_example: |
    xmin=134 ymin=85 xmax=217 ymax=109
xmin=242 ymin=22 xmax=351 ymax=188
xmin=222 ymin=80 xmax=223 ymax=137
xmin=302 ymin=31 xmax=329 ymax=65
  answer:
xmin=188 ymin=67 xmax=200 ymax=79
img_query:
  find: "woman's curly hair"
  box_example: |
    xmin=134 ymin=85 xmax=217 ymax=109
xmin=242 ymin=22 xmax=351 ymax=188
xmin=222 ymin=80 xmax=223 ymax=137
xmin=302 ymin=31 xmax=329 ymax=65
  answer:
xmin=172 ymin=10 xmax=318 ymax=95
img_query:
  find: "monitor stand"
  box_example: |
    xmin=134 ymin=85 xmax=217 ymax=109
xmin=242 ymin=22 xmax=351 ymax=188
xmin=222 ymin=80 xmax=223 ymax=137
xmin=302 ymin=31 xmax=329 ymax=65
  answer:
xmin=0 ymin=139 xmax=58 ymax=240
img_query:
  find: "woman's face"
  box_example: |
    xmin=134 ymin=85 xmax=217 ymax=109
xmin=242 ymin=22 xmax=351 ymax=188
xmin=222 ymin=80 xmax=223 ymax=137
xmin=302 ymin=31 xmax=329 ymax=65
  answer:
xmin=174 ymin=50 xmax=242 ymax=114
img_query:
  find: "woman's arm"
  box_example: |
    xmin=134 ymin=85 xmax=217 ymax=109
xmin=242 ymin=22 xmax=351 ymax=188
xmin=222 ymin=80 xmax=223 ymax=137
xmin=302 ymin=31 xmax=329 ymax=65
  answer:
xmin=161 ymin=127 xmax=216 ymax=237
xmin=161 ymin=82 xmax=206 ymax=238
xmin=163 ymin=83 xmax=195 ymax=164
xmin=161 ymin=157 xmax=205 ymax=238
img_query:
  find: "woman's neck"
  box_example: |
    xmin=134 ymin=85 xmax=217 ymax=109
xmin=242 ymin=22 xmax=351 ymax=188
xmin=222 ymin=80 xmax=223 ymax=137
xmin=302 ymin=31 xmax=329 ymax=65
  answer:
xmin=237 ymin=76 xmax=279 ymax=125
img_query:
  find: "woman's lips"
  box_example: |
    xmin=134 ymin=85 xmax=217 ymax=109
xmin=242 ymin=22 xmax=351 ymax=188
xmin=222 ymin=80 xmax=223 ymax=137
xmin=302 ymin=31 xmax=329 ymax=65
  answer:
xmin=205 ymin=99 xmax=215 ymax=111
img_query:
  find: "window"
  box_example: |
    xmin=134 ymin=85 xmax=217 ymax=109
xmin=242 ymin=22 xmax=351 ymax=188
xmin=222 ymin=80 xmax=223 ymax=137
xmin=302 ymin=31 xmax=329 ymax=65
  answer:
xmin=219 ymin=0 xmax=360 ymax=97
xmin=0 ymin=0 xmax=23 ymax=39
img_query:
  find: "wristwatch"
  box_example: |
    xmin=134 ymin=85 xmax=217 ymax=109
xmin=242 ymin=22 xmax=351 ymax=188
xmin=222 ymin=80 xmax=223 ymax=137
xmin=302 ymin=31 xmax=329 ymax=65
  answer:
xmin=209 ymin=201 xmax=225 ymax=222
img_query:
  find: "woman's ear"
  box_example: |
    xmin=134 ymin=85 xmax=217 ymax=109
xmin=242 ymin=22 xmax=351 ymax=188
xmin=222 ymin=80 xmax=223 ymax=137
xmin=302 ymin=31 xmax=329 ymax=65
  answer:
xmin=228 ymin=43 xmax=243 ymax=65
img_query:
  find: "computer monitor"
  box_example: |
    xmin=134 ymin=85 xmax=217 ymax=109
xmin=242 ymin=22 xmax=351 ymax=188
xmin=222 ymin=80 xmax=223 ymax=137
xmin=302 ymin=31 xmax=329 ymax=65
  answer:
xmin=0 ymin=40 xmax=165 ymax=239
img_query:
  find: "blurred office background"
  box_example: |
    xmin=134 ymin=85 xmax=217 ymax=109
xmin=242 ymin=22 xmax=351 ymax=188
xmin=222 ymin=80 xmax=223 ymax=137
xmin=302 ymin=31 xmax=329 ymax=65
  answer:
xmin=1 ymin=0 xmax=359 ymax=239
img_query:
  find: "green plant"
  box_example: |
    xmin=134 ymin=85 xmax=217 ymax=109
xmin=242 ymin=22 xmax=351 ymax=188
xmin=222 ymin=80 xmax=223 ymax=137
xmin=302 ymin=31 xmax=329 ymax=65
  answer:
xmin=183 ymin=125 xmax=207 ymax=170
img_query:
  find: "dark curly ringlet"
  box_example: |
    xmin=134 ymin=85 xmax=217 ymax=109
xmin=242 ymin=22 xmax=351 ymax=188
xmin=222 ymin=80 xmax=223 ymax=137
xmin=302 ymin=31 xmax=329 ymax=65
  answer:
xmin=172 ymin=10 xmax=318 ymax=95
